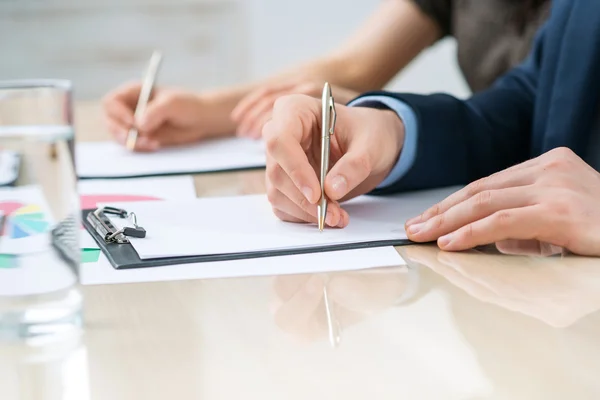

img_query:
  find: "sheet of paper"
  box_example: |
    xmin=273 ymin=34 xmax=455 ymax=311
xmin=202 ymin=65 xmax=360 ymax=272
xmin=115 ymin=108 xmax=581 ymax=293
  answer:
xmin=78 ymin=175 xmax=197 ymax=209
xmin=79 ymin=246 xmax=405 ymax=285
xmin=76 ymin=138 xmax=265 ymax=179
xmin=0 ymin=185 xmax=54 ymax=255
xmin=107 ymin=186 xmax=458 ymax=260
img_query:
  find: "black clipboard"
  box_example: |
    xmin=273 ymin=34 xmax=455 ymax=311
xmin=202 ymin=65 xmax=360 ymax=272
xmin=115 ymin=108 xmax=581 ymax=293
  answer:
xmin=81 ymin=208 xmax=411 ymax=270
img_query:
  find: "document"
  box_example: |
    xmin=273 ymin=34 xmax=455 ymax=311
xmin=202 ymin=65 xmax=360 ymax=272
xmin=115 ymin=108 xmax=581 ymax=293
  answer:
xmin=78 ymin=175 xmax=197 ymax=210
xmin=79 ymin=246 xmax=405 ymax=285
xmin=76 ymin=138 xmax=265 ymax=179
xmin=107 ymin=186 xmax=457 ymax=260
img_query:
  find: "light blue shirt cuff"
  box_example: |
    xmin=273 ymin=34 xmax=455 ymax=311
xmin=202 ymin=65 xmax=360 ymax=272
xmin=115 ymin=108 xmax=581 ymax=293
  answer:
xmin=347 ymin=96 xmax=418 ymax=189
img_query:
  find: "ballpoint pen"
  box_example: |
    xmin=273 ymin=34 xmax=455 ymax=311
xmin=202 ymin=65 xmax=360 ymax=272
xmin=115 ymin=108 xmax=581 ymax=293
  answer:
xmin=125 ymin=51 xmax=163 ymax=151
xmin=318 ymin=82 xmax=336 ymax=231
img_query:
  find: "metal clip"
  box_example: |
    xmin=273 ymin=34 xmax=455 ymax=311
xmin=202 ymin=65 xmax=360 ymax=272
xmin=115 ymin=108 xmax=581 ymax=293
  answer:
xmin=86 ymin=206 xmax=146 ymax=244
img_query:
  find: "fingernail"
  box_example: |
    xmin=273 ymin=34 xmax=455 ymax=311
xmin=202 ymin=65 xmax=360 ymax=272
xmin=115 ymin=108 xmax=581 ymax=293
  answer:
xmin=408 ymin=222 xmax=425 ymax=235
xmin=302 ymin=187 xmax=313 ymax=202
xmin=338 ymin=212 xmax=347 ymax=228
xmin=331 ymin=175 xmax=347 ymax=197
xmin=325 ymin=212 xmax=335 ymax=226
xmin=438 ymin=234 xmax=453 ymax=248
xmin=406 ymin=216 xmax=421 ymax=226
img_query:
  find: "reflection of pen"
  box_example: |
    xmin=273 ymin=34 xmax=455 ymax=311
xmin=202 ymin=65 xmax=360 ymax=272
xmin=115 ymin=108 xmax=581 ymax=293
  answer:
xmin=323 ymin=274 xmax=341 ymax=348
xmin=318 ymin=83 xmax=336 ymax=231
xmin=126 ymin=51 xmax=163 ymax=151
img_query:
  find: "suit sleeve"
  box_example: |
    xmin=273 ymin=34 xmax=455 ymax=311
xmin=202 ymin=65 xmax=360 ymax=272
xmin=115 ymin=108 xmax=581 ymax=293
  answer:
xmin=351 ymin=23 xmax=545 ymax=195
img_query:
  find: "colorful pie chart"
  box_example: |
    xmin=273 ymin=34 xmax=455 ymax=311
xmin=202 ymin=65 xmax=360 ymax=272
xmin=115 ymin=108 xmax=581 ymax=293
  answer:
xmin=6 ymin=204 xmax=49 ymax=239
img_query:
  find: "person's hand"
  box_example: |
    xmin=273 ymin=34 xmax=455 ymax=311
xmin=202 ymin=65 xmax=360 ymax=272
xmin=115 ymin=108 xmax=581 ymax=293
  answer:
xmin=231 ymin=80 xmax=360 ymax=139
xmin=405 ymin=147 xmax=600 ymax=256
xmin=263 ymin=94 xmax=405 ymax=228
xmin=103 ymin=82 xmax=226 ymax=152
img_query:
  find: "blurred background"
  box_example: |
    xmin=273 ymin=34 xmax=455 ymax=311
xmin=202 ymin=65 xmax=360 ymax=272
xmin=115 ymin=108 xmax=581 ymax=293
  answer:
xmin=0 ymin=0 xmax=470 ymax=100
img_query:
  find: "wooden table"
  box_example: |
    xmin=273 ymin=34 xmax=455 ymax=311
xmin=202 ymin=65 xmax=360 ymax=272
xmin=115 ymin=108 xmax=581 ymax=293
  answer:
xmin=2 ymin=102 xmax=600 ymax=400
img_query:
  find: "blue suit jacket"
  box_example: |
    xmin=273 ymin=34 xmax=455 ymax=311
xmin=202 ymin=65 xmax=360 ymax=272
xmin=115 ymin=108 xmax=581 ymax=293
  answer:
xmin=355 ymin=0 xmax=600 ymax=194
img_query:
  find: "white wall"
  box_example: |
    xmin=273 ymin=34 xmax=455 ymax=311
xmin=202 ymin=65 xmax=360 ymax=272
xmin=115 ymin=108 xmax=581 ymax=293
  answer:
xmin=0 ymin=0 xmax=470 ymax=99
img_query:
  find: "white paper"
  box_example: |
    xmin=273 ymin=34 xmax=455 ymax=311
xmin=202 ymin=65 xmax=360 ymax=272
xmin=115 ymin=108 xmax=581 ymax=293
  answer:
xmin=0 ymin=250 xmax=77 ymax=296
xmin=108 ymin=186 xmax=458 ymax=260
xmin=76 ymin=138 xmax=265 ymax=179
xmin=0 ymin=185 xmax=54 ymax=255
xmin=78 ymin=175 xmax=197 ymax=210
xmin=79 ymin=246 xmax=405 ymax=285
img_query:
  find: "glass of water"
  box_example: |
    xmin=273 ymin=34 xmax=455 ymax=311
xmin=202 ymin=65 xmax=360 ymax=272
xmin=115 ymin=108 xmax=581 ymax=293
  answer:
xmin=0 ymin=80 xmax=82 ymax=342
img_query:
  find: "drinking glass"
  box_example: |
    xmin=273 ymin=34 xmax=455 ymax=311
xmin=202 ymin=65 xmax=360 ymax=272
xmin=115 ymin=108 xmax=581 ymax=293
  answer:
xmin=0 ymin=80 xmax=82 ymax=342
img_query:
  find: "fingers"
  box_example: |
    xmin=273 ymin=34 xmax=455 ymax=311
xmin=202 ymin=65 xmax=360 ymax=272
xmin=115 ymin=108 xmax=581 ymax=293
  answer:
xmin=236 ymin=94 xmax=279 ymax=138
xmin=495 ymin=239 xmax=564 ymax=257
xmin=137 ymin=94 xmax=177 ymax=133
xmin=406 ymin=164 xmax=536 ymax=227
xmin=266 ymin=165 xmax=348 ymax=227
xmin=436 ymin=205 xmax=548 ymax=251
xmin=231 ymin=82 xmax=297 ymax=129
xmin=263 ymin=96 xmax=321 ymax=203
xmin=325 ymin=140 xmax=373 ymax=201
xmin=103 ymin=82 xmax=140 ymax=134
xmin=407 ymin=186 xmax=537 ymax=243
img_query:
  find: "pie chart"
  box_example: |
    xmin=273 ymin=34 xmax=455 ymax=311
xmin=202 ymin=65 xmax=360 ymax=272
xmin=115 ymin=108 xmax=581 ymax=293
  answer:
xmin=6 ymin=204 xmax=49 ymax=239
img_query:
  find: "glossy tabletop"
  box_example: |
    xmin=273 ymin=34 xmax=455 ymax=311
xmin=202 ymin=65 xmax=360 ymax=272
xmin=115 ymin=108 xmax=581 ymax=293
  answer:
xmin=1 ymin=102 xmax=599 ymax=400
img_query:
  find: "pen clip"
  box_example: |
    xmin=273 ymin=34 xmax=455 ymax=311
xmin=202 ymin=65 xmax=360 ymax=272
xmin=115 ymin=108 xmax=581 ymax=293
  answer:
xmin=328 ymin=95 xmax=336 ymax=137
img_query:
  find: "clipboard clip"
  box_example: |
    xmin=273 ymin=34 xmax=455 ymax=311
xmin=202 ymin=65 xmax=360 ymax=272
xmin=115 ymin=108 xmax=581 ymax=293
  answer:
xmin=86 ymin=206 xmax=146 ymax=244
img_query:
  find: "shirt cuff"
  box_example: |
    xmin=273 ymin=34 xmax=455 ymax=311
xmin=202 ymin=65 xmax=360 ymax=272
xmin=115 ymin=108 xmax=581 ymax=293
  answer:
xmin=347 ymin=96 xmax=418 ymax=189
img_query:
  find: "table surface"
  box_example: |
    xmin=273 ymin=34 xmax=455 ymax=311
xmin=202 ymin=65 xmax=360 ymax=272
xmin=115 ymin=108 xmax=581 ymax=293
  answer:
xmin=2 ymin=102 xmax=600 ymax=400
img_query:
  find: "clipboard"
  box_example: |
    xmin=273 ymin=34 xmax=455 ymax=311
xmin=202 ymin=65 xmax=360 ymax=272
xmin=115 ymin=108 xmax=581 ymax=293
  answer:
xmin=81 ymin=207 xmax=411 ymax=270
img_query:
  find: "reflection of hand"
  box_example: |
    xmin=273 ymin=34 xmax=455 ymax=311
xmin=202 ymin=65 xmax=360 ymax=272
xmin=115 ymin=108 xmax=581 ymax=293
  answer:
xmin=405 ymin=148 xmax=600 ymax=256
xmin=231 ymin=81 xmax=359 ymax=139
xmin=103 ymin=82 xmax=230 ymax=152
xmin=271 ymin=268 xmax=413 ymax=342
xmin=403 ymin=245 xmax=600 ymax=327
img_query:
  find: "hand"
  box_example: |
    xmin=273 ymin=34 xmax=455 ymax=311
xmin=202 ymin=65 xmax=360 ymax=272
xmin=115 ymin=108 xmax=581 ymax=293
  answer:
xmin=405 ymin=147 xmax=600 ymax=256
xmin=263 ymin=94 xmax=405 ymax=228
xmin=102 ymin=82 xmax=226 ymax=152
xmin=231 ymin=80 xmax=360 ymax=139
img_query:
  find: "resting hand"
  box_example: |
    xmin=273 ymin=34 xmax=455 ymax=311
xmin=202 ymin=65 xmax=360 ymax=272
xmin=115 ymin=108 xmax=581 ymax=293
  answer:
xmin=406 ymin=147 xmax=600 ymax=256
xmin=231 ymin=80 xmax=359 ymax=139
xmin=263 ymin=94 xmax=405 ymax=228
xmin=103 ymin=82 xmax=224 ymax=151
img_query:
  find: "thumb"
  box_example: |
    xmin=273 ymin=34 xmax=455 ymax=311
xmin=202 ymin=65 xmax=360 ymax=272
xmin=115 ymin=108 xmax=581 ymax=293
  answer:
xmin=324 ymin=140 xmax=372 ymax=201
xmin=137 ymin=94 xmax=176 ymax=134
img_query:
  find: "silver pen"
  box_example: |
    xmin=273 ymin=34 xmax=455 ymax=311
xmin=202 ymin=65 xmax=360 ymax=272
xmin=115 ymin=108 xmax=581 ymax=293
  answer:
xmin=126 ymin=51 xmax=163 ymax=151
xmin=318 ymin=82 xmax=336 ymax=231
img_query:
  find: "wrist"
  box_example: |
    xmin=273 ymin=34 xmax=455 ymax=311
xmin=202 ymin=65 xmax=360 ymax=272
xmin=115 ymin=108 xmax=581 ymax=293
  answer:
xmin=194 ymin=92 xmax=237 ymax=137
xmin=376 ymin=109 xmax=405 ymax=179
